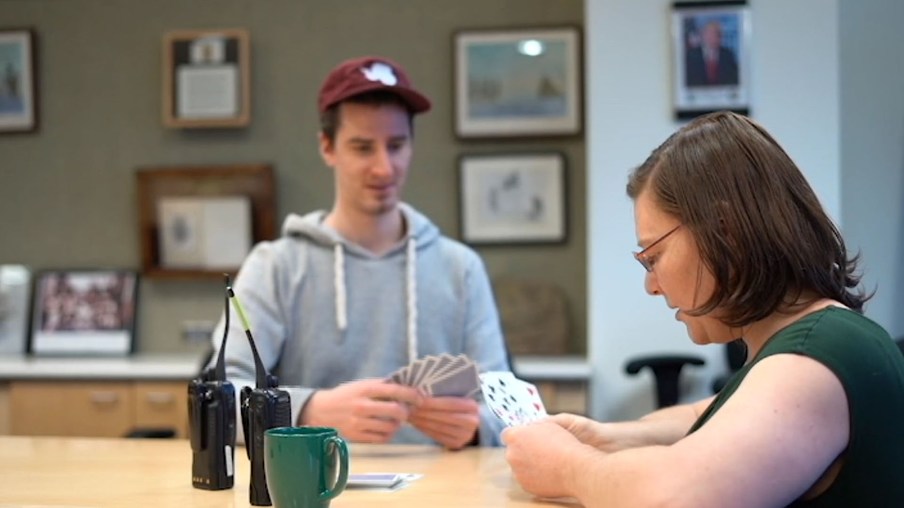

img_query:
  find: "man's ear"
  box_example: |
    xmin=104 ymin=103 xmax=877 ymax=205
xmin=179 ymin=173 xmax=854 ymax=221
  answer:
xmin=318 ymin=132 xmax=335 ymax=167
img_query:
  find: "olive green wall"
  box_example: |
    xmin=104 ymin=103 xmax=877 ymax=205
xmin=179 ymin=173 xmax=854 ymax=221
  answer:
xmin=0 ymin=0 xmax=586 ymax=355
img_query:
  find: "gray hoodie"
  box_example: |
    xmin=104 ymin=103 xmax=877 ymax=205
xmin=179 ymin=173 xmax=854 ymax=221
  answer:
xmin=212 ymin=203 xmax=510 ymax=445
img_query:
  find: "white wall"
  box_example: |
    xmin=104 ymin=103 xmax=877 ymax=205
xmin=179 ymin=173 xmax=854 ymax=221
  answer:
xmin=586 ymin=0 xmax=843 ymax=420
xmin=839 ymin=0 xmax=904 ymax=339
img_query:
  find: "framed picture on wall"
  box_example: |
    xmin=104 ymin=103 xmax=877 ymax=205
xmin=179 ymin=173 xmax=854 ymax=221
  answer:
xmin=458 ymin=152 xmax=567 ymax=245
xmin=671 ymin=1 xmax=751 ymax=119
xmin=28 ymin=269 xmax=139 ymax=356
xmin=0 ymin=28 xmax=38 ymax=133
xmin=135 ymin=163 xmax=277 ymax=279
xmin=162 ymin=28 xmax=251 ymax=128
xmin=454 ymin=26 xmax=582 ymax=138
xmin=0 ymin=265 xmax=31 ymax=355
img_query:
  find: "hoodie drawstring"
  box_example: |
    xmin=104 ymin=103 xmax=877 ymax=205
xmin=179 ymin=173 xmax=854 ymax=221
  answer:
xmin=406 ymin=237 xmax=418 ymax=364
xmin=334 ymin=244 xmax=347 ymax=332
xmin=333 ymin=237 xmax=418 ymax=364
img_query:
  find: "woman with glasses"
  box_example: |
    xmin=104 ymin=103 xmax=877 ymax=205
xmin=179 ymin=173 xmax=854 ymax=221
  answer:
xmin=502 ymin=111 xmax=904 ymax=507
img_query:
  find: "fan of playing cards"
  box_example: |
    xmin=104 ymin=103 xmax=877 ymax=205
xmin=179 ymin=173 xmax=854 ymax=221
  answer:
xmin=479 ymin=371 xmax=548 ymax=426
xmin=386 ymin=354 xmax=548 ymax=427
xmin=386 ymin=353 xmax=482 ymax=398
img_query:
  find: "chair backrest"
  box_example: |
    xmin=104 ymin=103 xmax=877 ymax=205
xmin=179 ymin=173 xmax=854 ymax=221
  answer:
xmin=725 ymin=339 xmax=747 ymax=370
xmin=625 ymin=354 xmax=705 ymax=408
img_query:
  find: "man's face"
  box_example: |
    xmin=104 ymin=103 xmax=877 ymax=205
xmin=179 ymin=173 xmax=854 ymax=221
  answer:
xmin=319 ymin=101 xmax=413 ymax=217
xmin=702 ymin=22 xmax=722 ymax=50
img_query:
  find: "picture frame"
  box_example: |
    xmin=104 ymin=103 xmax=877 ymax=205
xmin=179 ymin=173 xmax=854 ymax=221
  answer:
xmin=454 ymin=26 xmax=582 ymax=138
xmin=458 ymin=152 xmax=567 ymax=245
xmin=671 ymin=1 xmax=751 ymax=120
xmin=0 ymin=28 xmax=38 ymax=133
xmin=0 ymin=265 xmax=31 ymax=355
xmin=135 ymin=163 xmax=277 ymax=279
xmin=162 ymin=28 xmax=251 ymax=128
xmin=28 ymin=269 xmax=139 ymax=357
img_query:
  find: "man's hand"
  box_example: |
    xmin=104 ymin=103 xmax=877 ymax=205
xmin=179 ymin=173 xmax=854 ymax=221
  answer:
xmin=408 ymin=396 xmax=480 ymax=450
xmin=300 ymin=379 xmax=423 ymax=443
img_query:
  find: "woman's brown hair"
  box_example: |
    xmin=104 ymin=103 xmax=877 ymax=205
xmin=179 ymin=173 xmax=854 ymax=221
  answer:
xmin=627 ymin=111 xmax=868 ymax=327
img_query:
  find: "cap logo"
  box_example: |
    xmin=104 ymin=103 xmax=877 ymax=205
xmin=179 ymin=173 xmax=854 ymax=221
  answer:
xmin=360 ymin=62 xmax=398 ymax=86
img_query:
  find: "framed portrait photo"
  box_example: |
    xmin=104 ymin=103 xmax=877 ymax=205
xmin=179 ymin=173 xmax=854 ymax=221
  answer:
xmin=29 ymin=269 xmax=139 ymax=356
xmin=458 ymin=152 xmax=567 ymax=245
xmin=0 ymin=28 xmax=38 ymax=133
xmin=162 ymin=28 xmax=251 ymax=128
xmin=671 ymin=1 xmax=751 ymax=119
xmin=454 ymin=26 xmax=582 ymax=138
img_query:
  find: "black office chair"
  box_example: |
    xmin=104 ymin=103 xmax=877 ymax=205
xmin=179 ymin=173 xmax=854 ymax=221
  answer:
xmin=625 ymin=354 xmax=705 ymax=408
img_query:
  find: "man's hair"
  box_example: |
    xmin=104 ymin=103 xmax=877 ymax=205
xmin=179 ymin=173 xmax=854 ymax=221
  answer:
xmin=319 ymin=91 xmax=415 ymax=144
xmin=627 ymin=111 xmax=869 ymax=327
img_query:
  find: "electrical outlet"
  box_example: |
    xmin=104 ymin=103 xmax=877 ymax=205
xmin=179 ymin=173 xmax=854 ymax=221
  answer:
xmin=182 ymin=320 xmax=216 ymax=343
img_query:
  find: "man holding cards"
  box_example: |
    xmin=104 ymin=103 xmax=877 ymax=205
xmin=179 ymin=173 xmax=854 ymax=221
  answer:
xmin=210 ymin=56 xmax=510 ymax=449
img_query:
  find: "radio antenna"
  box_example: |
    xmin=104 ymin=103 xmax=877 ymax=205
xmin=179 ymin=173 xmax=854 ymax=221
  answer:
xmin=226 ymin=284 xmax=269 ymax=389
xmin=212 ymin=274 xmax=231 ymax=381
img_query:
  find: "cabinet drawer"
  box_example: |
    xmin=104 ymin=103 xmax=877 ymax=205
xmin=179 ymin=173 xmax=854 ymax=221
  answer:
xmin=134 ymin=382 xmax=187 ymax=438
xmin=11 ymin=381 xmax=134 ymax=437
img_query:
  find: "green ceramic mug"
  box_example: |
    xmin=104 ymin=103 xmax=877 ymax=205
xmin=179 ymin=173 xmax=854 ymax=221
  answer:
xmin=263 ymin=426 xmax=349 ymax=508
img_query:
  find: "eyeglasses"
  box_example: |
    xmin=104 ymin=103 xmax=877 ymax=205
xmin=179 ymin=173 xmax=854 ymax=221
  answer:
xmin=633 ymin=224 xmax=682 ymax=272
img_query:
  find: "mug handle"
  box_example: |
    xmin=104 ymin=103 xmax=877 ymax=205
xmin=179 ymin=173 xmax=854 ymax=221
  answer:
xmin=320 ymin=435 xmax=349 ymax=501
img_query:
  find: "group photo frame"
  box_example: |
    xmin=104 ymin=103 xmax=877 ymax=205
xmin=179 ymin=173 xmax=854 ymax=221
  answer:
xmin=454 ymin=26 xmax=582 ymax=138
xmin=458 ymin=152 xmax=567 ymax=245
xmin=0 ymin=28 xmax=37 ymax=133
xmin=28 ymin=269 xmax=139 ymax=357
xmin=671 ymin=1 xmax=751 ymax=119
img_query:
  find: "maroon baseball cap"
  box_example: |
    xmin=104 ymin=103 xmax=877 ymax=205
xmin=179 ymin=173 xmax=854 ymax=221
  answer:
xmin=317 ymin=56 xmax=432 ymax=114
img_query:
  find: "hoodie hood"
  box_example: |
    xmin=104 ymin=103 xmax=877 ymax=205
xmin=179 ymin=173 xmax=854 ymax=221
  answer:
xmin=281 ymin=202 xmax=440 ymax=253
xmin=280 ymin=203 xmax=440 ymax=363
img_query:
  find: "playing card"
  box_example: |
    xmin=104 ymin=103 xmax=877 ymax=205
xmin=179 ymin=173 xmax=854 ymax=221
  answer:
xmin=385 ymin=353 xmax=480 ymax=399
xmin=426 ymin=360 xmax=479 ymax=397
xmin=509 ymin=377 xmax=547 ymax=420
xmin=411 ymin=356 xmax=438 ymax=388
xmin=479 ymin=371 xmax=548 ymax=426
xmin=421 ymin=354 xmax=460 ymax=386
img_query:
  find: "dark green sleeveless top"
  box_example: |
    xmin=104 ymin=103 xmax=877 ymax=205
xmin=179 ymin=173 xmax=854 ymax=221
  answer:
xmin=688 ymin=307 xmax=904 ymax=507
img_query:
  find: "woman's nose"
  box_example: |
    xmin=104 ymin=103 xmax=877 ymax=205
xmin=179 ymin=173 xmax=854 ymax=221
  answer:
xmin=644 ymin=271 xmax=661 ymax=296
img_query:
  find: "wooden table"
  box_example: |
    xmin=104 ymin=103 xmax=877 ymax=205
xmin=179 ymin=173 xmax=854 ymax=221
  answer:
xmin=0 ymin=436 xmax=577 ymax=507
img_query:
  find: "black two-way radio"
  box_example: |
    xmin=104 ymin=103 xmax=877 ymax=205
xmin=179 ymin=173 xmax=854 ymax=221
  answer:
xmin=188 ymin=275 xmax=237 ymax=490
xmin=228 ymin=284 xmax=292 ymax=506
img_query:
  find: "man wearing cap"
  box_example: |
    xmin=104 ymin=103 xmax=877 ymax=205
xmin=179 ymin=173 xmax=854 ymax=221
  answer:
xmin=211 ymin=56 xmax=510 ymax=449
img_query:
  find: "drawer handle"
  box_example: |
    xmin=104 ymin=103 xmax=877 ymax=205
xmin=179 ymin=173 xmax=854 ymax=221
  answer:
xmin=90 ymin=392 xmax=120 ymax=405
xmin=145 ymin=392 xmax=175 ymax=405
